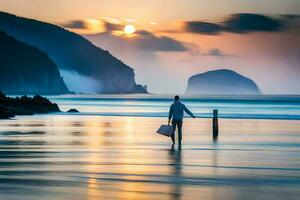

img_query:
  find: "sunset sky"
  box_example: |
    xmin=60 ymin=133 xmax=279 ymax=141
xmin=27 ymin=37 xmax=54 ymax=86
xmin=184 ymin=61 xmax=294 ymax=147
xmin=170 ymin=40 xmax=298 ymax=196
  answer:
xmin=1 ymin=0 xmax=300 ymax=94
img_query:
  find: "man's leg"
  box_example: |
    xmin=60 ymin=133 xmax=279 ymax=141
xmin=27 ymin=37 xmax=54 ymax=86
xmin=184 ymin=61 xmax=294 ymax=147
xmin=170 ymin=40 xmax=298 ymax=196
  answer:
xmin=171 ymin=120 xmax=176 ymax=145
xmin=177 ymin=121 xmax=183 ymax=145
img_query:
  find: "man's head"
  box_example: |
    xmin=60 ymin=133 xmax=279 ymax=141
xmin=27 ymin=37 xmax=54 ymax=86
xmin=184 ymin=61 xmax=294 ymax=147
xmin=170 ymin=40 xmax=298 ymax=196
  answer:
xmin=174 ymin=95 xmax=180 ymax=101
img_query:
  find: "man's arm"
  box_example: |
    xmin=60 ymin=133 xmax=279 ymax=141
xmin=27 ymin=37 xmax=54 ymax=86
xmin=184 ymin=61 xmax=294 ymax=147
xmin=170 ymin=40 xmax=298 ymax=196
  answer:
xmin=184 ymin=106 xmax=195 ymax=118
xmin=168 ymin=105 xmax=173 ymax=124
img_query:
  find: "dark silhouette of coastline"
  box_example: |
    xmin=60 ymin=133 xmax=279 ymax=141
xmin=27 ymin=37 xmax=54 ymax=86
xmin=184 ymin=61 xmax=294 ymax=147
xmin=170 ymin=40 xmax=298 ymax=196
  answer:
xmin=0 ymin=12 xmax=147 ymax=94
xmin=0 ymin=30 xmax=69 ymax=95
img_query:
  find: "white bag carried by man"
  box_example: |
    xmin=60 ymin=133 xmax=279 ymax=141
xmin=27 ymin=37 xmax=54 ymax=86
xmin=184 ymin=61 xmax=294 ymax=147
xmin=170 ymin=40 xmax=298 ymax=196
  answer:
xmin=156 ymin=125 xmax=173 ymax=137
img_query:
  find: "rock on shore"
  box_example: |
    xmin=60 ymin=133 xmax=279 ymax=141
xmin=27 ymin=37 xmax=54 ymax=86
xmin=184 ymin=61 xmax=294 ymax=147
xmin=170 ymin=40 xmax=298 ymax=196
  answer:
xmin=0 ymin=91 xmax=61 ymax=119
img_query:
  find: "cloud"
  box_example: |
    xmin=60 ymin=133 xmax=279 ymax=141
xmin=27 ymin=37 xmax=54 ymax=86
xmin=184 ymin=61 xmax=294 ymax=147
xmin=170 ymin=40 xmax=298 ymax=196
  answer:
xmin=62 ymin=20 xmax=88 ymax=29
xmin=62 ymin=19 xmax=197 ymax=52
xmin=200 ymin=48 xmax=236 ymax=57
xmin=184 ymin=21 xmax=223 ymax=35
xmin=224 ymin=13 xmax=283 ymax=33
xmin=63 ymin=19 xmax=124 ymax=33
xmin=94 ymin=22 xmax=193 ymax=52
xmin=281 ymin=15 xmax=300 ymax=20
xmin=134 ymin=30 xmax=189 ymax=51
xmin=103 ymin=21 xmax=124 ymax=33
xmin=184 ymin=13 xmax=285 ymax=35
xmin=206 ymin=48 xmax=224 ymax=56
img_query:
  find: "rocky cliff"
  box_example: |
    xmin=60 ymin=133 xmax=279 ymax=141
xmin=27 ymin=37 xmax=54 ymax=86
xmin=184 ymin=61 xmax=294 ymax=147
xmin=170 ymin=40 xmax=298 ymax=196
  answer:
xmin=0 ymin=30 xmax=69 ymax=95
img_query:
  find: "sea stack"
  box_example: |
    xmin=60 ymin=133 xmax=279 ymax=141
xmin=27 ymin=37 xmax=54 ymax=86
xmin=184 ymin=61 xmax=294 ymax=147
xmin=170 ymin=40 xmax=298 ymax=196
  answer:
xmin=186 ymin=69 xmax=261 ymax=95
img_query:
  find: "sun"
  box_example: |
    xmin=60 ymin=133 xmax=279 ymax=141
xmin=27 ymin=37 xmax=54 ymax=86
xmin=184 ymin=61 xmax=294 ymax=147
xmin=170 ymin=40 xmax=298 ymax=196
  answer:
xmin=124 ymin=25 xmax=136 ymax=35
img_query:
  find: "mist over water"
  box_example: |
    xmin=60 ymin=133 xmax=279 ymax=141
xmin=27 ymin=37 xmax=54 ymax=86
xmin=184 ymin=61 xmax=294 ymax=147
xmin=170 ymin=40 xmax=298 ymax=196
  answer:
xmin=60 ymin=70 xmax=100 ymax=93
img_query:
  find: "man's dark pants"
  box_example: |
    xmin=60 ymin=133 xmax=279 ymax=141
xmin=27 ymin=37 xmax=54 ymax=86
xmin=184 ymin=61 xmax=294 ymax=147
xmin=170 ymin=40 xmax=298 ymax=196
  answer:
xmin=171 ymin=119 xmax=183 ymax=144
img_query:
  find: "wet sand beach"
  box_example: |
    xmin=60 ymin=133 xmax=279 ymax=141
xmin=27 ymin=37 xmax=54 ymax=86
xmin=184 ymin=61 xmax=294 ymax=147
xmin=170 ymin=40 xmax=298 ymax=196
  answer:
xmin=0 ymin=113 xmax=300 ymax=200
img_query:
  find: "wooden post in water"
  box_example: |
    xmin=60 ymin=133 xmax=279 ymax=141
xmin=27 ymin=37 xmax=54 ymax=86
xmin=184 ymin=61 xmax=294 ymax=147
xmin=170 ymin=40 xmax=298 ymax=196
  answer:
xmin=213 ymin=109 xmax=219 ymax=141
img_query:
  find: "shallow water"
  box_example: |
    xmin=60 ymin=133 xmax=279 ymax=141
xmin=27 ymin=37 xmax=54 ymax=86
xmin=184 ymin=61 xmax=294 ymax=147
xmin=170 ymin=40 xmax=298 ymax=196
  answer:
xmin=1 ymin=95 xmax=300 ymax=199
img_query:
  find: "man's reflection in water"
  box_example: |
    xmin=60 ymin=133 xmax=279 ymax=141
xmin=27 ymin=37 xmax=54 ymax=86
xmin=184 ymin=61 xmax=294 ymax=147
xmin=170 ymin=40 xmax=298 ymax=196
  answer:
xmin=168 ymin=145 xmax=183 ymax=200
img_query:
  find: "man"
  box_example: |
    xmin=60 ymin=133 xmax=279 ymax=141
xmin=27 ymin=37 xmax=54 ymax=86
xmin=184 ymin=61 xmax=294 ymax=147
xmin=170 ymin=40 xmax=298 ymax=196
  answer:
xmin=168 ymin=95 xmax=195 ymax=146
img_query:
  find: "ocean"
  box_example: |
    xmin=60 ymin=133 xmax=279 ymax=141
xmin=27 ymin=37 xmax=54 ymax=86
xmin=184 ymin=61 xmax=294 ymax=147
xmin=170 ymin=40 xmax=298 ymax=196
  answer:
xmin=49 ymin=94 xmax=300 ymax=120
xmin=0 ymin=94 xmax=300 ymax=200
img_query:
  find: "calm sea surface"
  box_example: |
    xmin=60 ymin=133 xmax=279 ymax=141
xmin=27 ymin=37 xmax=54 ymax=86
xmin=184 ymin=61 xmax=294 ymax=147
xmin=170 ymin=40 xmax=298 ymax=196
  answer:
xmin=0 ymin=94 xmax=300 ymax=200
